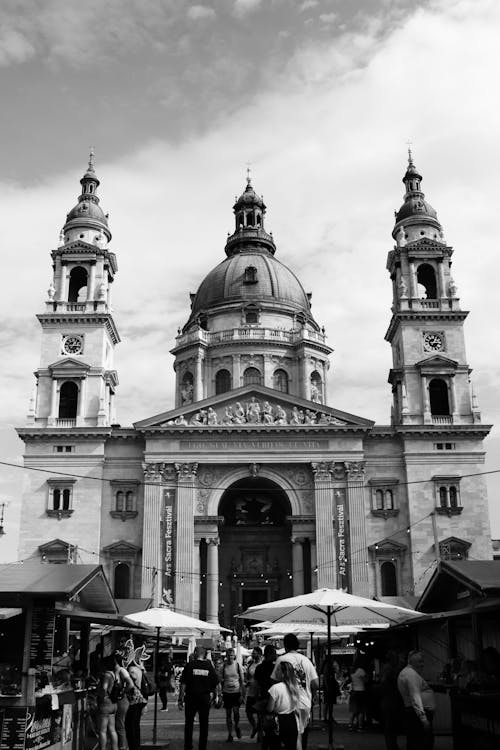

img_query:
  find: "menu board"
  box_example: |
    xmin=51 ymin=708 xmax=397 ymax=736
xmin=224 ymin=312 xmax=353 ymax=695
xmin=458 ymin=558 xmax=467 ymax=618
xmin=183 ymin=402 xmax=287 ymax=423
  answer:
xmin=29 ymin=608 xmax=55 ymax=672
xmin=0 ymin=707 xmax=28 ymax=750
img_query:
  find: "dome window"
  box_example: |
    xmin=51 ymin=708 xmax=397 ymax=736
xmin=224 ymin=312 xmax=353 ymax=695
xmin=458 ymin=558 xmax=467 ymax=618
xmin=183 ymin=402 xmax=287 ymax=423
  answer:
xmin=216 ymin=369 xmax=232 ymax=395
xmin=244 ymin=266 xmax=258 ymax=284
xmin=273 ymin=369 xmax=289 ymax=394
xmin=243 ymin=367 xmax=262 ymax=386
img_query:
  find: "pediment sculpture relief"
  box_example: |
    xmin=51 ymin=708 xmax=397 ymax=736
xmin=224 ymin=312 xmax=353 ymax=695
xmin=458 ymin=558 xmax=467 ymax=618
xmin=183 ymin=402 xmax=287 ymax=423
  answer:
xmin=162 ymin=396 xmax=346 ymax=427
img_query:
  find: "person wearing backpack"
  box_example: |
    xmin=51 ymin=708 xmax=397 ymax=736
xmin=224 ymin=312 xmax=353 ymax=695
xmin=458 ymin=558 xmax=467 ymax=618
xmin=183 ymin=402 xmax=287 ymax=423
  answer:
xmin=97 ymin=654 xmax=119 ymax=750
xmin=221 ymin=647 xmax=246 ymax=742
xmin=125 ymin=646 xmax=149 ymax=750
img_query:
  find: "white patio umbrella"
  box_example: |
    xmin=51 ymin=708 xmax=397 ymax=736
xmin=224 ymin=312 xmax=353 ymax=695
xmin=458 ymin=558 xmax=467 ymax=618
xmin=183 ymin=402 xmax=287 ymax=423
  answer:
xmin=123 ymin=608 xmax=223 ymax=746
xmin=240 ymin=589 xmax=420 ymax=750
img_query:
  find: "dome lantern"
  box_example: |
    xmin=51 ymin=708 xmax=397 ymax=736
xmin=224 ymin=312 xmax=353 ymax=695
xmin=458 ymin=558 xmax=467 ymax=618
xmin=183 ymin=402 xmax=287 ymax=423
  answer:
xmin=62 ymin=150 xmax=112 ymax=244
xmin=225 ymin=171 xmax=276 ymax=256
xmin=392 ymin=149 xmax=443 ymax=243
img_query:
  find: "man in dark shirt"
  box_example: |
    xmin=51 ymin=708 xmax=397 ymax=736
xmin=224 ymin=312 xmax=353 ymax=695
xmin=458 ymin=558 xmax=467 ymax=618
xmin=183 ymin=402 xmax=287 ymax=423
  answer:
xmin=254 ymin=645 xmax=279 ymax=750
xmin=179 ymin=646 xmax=219 ymax=750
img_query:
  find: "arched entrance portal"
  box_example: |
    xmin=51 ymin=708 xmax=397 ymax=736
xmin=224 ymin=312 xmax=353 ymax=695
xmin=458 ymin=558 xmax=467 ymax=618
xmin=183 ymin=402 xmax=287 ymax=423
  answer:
xmin=218 ymin=477 xmax=293 ymax=630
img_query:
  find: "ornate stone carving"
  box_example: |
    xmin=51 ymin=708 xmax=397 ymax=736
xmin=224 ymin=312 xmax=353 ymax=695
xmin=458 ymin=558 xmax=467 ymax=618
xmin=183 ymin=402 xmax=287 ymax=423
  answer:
xmin=143 ymin=462 xmax=177 ymax=482
xmin=345 ymin=461 xmax=366 ymax=481
xmin=331 ymin=462 xmax=346 ymax=481
xmin=197 ymin=489 xmax=210 ymax=514
xmin=175 ymin=462 xmax=198 ymax=479
xmin=311 ymin=462 xmax=333 ymax=481
xmin=198 ymin=468 xmax=224 ymax=487
xmin=163 ymin=397 xmax=347 ymax=428
xmin=249 ymin=462 xmax=260 ymax=477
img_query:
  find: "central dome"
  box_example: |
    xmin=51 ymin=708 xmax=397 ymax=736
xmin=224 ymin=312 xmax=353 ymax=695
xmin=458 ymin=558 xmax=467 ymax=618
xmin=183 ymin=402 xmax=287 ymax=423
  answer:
xmin=188 ymin=248 xmax=312 ymax=322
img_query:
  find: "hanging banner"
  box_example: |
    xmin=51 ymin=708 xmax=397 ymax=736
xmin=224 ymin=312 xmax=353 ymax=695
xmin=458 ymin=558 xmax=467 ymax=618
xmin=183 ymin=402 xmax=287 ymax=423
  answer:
xmin=162 ymin=488 xmax=176 ymax=608
xmin=334 ymin=489 xmax=350 ymax=590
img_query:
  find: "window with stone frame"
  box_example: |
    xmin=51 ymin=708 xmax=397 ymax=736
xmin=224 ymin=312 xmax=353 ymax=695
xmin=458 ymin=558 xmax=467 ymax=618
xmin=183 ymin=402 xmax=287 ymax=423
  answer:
xmin=368 ymin=538 xmax=406 ymax=597
xmin=433 ymin=476 xmax=462 ymax=516
xmin=110 ymin=481 xmax=139 ymax=520
xmin=438 ymin=536 xmax=471 ymax=561
xmin=47 ymin=478 xmax=76 ymax=519
xmin=368 ymin=479 xmax=399 ymax=518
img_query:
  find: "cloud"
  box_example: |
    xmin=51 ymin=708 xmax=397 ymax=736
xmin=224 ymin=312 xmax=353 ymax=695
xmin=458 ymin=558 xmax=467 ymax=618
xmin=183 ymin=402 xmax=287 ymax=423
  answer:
xmin=187 ymin=5 xmax=216 ymax=21
xmin=1 ymin=0 xmax=499 ymax=532
xmin=319 ymin=12 xmax=337 ymax=25
xmin=232 ymin=0 xmax=262 ymax=19
xmin=299 ymin=0 xmax=319 ymax=10
xmin=0 ymin=29 xmax=35 ymax=65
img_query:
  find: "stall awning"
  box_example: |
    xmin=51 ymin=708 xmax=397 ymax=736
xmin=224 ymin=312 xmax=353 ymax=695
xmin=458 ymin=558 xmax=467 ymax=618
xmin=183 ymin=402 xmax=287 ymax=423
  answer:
xmin=0 ymin=607 xmax=22 ymax=619
xmin=0 ymin=563 xmax=117 ymax=614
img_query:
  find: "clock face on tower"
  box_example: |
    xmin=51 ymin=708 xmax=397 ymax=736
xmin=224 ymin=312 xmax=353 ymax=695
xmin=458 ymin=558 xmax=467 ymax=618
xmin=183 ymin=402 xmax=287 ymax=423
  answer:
xmin=62 ymin=335 xmax=83 ymax=355
xmin=423 ymin=332 xmax=444 ymax=352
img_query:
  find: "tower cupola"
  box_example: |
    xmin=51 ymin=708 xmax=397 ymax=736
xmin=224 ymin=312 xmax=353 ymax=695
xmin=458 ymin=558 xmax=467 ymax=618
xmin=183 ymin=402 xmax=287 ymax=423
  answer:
xmin=225 ymin=171 xmax=276 ymax=256
xmin=392 ymin=149 xmax=443 ymax=244
xmin=62 ymin=151 xmax=112 ymax=245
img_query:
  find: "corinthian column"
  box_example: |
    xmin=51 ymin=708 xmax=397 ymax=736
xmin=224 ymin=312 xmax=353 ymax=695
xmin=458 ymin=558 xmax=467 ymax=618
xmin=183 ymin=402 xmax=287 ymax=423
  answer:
xmin=312 ymin=462 xmax=336 ymax=588
xmin=206 ymin=537 xmax=219 ymax=624
xmin=291 ymin=537 xmax=304 ymax=595
xmin=345 ymin=462 xmax=369 ymax=597
xmin=141 ymin=463 xmax=164 ymax=603
xmin=175 ymin=462 xmax=198 ymax=617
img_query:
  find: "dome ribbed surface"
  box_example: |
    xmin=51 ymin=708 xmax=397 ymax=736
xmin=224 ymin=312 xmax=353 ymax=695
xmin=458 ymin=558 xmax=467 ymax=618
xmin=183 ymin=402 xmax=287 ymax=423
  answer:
xmin=189 ymin=250 xmax=311 ymax=318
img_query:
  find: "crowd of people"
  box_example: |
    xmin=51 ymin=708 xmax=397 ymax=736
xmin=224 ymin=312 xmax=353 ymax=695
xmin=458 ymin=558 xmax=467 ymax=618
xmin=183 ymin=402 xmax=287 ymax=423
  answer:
xmin=92 ymin=635 xmax=500 ymax=750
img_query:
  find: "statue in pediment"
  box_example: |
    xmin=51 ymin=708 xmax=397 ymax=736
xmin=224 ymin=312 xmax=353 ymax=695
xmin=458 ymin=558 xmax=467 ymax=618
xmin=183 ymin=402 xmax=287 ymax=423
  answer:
xmin=233 ymin=402 xmax=246 ymax=423
xmin=305 ymin=409 xmax=317 ymax=424
xmin=222 ymin=405 xmax=234 ymax=424
xmin=274 ymin=405 xmax=288 ymax=425
xmin=246 ymin=397 xmax=261 ymax=423
xmin=262 ymin=401 xmax=274 ymax=423
xmin=207 ymin=407 xmax=218 ymax=425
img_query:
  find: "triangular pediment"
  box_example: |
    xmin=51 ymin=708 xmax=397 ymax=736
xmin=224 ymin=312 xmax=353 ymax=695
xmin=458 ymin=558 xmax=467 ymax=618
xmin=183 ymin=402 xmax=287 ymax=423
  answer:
xmin=415 ymin=355 xmax=458 ymax=369
xmin=134 ymin=385 xmax=374 ymax=430
xmin=369 ymin=538 xmax=407 ymax=554
xmin=49 ymin=357 xmax=91 ymax=371
xmin=102 ymin=540 xmax=141 ymax=555
xmin=38 ymin=538 xmax=71 ymax=553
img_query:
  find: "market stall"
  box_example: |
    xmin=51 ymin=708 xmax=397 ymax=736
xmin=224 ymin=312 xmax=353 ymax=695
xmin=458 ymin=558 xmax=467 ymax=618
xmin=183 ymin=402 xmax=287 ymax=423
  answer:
xmin=0 ymin=562 xmax=122 ymax=750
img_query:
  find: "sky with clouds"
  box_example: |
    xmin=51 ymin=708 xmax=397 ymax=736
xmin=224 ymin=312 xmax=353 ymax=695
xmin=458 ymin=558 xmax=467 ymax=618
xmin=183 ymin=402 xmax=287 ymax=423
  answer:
xmin=1 ymin=0 xmax=499 ymax=560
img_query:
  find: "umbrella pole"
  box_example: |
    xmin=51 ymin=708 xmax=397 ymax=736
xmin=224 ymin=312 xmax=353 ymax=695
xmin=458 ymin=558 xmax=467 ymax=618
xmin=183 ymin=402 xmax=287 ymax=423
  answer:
xmin=153 ymin=626 xmax=159 ymax=745
xmin=327 ymin=607 xmax=334 ymax=750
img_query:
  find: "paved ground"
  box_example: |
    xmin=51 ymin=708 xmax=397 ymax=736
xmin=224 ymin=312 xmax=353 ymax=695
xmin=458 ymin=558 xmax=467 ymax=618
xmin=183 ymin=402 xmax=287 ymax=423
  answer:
xmin=139 ymin=701 xmax=454 ymax=750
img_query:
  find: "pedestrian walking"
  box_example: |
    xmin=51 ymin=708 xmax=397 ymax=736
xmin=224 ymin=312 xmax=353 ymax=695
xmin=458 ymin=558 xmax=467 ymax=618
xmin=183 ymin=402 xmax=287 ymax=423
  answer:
xmin=271 ymin=633 xmax=318 ymax=750
xmin=254 ymin=645 xmax=280 ymax=750
xmin=113 ymin=651 xmax=134 ymax=750
xmin=268 ymin=660 xmax=303 ymax=750
xmin=221 ymin=647 xmax=246 ymax=741
xmin=157 ymin=657 xmax=174 ymax=712
xmin=96 ymin=654 xmax=119 ymax=750
xmin=348 ymin=657 xmax=367 ymax=732
xmin=245 ymin=646 xmax=263 ymax=738
xmin=397 ymin=650 xmax=435 ymax=750
xmin=178 ymin=645 xmax=220 ymax=750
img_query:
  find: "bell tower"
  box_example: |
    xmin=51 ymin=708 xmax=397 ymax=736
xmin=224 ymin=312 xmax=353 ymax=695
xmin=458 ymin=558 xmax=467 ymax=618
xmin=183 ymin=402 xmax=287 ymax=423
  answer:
xmin=385 ymin=151 xmax=481 ymax=426
xmin=27 ymin=153 xmax=120 ymax=428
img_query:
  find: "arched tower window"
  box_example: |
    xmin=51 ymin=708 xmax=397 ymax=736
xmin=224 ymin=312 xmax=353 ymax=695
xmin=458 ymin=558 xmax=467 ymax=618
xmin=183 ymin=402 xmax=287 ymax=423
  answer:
xmin=380 ymin=561 xmax=397 ymax=596
xmin=310 ymin=371 xmax=322 ymax=403
xmin=243 ymin=367 xmax=262 ymax=386
xmin=68 ymin=267 xmax=88 ymax=303
xmin=417 ymin=264 xmax=437 ymax=299
xmin=181 ymin=372 xmax=194 ymax=404
xmin=58 ymin=381 xmax=78 ymax=418
xmin=216 ymin=369 xmax=232 ymax=395
xmin=429 ymin=378 xmax=450 ymax=415
xmin=439 ymin=486 xmax=448 ymax=508
xmin=246 ymin=211 xmax=255 ymax=227
xmin=375 ymin=489 xmax=384 ymax=510
xmin=385 ymin=490 xmax=394 ymax=510
xmin=114 ymin=563 xmax=130 ymax=599
xmin=273 ymin=369 xmax=289 ymax=393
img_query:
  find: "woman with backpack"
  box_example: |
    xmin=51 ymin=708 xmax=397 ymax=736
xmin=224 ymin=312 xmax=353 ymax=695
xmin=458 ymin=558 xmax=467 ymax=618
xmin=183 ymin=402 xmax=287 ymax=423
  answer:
xmin=267 ymin=661 xmax=303 ymax=750
xmin=97 ymin=654 xmax=119 ymax=750
xmin=125 ymin=646 xmax=149 ymax=750
xmin=221 ymin=648 xmax=245 ymax=742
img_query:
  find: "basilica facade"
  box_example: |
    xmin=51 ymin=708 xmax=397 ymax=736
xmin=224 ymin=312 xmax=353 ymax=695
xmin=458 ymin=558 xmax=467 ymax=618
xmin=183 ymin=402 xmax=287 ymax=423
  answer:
xmin=17 ymin=153 xmax=492 ymax=625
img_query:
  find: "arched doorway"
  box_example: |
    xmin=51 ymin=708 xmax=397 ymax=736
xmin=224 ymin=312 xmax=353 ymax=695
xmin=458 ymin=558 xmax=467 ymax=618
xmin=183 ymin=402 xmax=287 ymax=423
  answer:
xmin=218 ymin=477 xmax=293 ymax=630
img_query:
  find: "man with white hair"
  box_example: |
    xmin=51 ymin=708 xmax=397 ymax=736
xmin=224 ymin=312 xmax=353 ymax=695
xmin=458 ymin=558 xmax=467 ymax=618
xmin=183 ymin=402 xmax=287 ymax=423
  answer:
xmin=397 ymin=650 xmax=435 ymax=750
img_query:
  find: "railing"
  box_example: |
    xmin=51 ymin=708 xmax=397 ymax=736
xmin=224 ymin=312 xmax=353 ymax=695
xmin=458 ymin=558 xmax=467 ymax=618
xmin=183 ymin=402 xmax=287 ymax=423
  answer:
xmin=432 ymin=415 xmax=453 ymax=425
xmin=55 ymin=419 xmax=77 ymax=428
xmin=66 ymin=304 xmax=86 ymax=312
xmin=174 ymin=326 xmax=328 ymax=347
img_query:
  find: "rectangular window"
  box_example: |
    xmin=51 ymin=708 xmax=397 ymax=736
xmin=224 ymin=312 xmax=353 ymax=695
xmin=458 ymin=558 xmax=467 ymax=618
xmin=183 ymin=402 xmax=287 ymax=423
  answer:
xmin=54 ymin=445 xmax=75 ymax=453
xmin=434 ymin=443 xmax=455 ymax=450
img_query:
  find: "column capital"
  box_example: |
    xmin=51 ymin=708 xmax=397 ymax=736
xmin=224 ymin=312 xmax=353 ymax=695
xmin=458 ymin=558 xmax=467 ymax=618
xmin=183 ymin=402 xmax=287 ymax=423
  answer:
xmin=175 ymin=462 xmax=198 ymax=481
xmin=142 ymin=462 xmax=176 ymax=483
xmin=291 ymin=536 xmax=305 ymax=545
xmin=344 ymin=461 xmax=366 ymax=481
xmin=206 ymin=537 xmax=220 ymax=546
xmin=311 ymin=461 xmax=333 ymax=481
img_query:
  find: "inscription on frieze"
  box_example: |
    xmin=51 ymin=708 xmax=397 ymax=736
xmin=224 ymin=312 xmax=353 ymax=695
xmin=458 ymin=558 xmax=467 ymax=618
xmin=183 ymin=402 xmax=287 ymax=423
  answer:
xmin=181 ymin=439 xmax=329 ymax=451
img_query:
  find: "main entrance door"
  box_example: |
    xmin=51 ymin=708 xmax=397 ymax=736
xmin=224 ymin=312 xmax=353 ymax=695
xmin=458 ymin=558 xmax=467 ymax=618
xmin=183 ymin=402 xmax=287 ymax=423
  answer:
xmin=218 ymin=477 xmax=293 ymax=630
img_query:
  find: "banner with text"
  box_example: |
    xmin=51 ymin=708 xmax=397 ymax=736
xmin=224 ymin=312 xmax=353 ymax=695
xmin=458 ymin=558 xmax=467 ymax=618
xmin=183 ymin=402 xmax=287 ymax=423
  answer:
xmin=334 ymin=489 xmax=350 ymax=591
xmin=162 ymin=488 xmax=176 ymax=608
